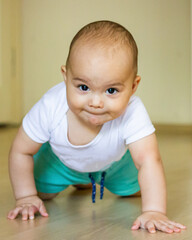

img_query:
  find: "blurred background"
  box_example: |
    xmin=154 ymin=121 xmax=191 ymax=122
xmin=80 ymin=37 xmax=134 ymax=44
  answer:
xmin=0 ymin=0 xmax=191 ymax=126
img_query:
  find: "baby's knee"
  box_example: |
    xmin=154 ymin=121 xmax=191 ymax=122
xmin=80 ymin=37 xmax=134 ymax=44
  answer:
xmin=121 ymin=190 xmax=141 ymax=198
xmin=73 ymin=183 xmax=92 ymax=189
xmin=38 ymin=192 xmax=59 ymax=200
xmin=129 ymin=190 xmax=141 ymax=197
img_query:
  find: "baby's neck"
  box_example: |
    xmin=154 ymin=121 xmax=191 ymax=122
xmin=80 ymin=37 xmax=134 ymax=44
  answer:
xmin=66 ymin=110 xmax=102 ymax=146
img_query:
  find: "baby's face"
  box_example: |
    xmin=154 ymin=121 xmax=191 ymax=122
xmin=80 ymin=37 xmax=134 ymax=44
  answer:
xmin=62 ymin=43 xmax=140 ymax=128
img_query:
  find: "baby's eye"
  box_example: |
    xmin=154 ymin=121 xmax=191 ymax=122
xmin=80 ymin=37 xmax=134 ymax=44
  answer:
xmin=106 ymin=88 xmax=118 ymax=95
xmin=79 ymin=85 xmax=89 ymax=91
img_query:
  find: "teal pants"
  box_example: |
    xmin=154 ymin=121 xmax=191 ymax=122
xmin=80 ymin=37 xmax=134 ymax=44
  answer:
xmin=34 ymin=142 xmax=140 ymax=196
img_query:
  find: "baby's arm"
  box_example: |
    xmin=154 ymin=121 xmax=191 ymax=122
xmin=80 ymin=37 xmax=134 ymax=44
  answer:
xmin=128 ymin=133 xmax=186 ymax=233
xmin=7 ymin=126 xmax=48 ymax=220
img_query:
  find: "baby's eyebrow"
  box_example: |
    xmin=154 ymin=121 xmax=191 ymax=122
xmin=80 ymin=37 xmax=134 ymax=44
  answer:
xmin=102 ymin=81 xmax=125 ymax=88
xmin=73 ymin=77 xmax=90 ymax=84
xmin=107 ymin=82 xmax=124 ymax=87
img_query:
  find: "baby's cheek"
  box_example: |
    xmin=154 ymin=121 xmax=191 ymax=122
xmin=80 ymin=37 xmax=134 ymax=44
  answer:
xmin=109 ymin=103 xmax=125 ymax=117
xmin=67 ymin=100 xmax=79 ymax=114
xmin=69 ymin=95 xmax=83 ymax=108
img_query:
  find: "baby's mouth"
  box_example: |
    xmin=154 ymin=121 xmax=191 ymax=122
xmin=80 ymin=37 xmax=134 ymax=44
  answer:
xmin=84 ymin=111 xmax=105 ymax=125
xmin=85 ymin=110 xmax=105 ymax=116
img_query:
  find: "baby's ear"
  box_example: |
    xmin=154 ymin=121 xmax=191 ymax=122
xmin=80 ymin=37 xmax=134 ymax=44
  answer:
xmin=132 ymin=75 xmax=141 ymax=94
xmin=61 ymin=65 xmax=67 ymax=82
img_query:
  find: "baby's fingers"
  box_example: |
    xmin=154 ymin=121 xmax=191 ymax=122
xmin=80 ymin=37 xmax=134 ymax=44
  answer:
xmin=167 ymin=220 xmax=186 ymax=230
xmin=7 ymin=205 xmax=46 ymax=220
xmin=21 ymin=206 xmax=38 ymax=220
xmin=7 ymin=207 xmax=22 ymax=220
xmin=21 ymin=206 xmax=30 ymax=220
xmin=28 ymin=205 xmax=38 ymax=220
xmin=145 ymin=221 xmax=156 ymax=233
xmin=153 ymin=221 xmax=174 ymax=233
xmin=131 ymin=219 xmax=141 ymax=230
xmin=22 ymin=204 xmax=48 ymax=220
xmin=39 ymin=203 xmax=49 ymax=217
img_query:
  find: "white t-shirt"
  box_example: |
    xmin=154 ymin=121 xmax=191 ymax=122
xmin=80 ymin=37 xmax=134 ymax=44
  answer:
xmin=23 ymin=82 xmax=155 ymax=172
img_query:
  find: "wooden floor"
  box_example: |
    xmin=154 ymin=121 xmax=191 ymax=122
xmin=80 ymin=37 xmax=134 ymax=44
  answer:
xmin=0 ymin=126 xmax=192 ymax=240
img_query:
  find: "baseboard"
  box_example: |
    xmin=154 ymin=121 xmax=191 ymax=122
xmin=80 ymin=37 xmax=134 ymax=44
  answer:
xmin=154 ymin=123 xmax=192 ymax=134
xmin=1 ymin=123 xmax=192 ymax=134
xmin=0 ymin=123 xmax=20 ymax=128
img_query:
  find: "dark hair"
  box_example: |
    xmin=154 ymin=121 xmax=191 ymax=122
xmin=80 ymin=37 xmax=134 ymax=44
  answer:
xmin=66 ymin=20 xmax=138 ymax=74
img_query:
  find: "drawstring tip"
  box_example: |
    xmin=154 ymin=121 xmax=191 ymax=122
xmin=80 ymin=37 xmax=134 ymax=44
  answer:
xmin=100 ymin=172 xmax=106 ymax=200
xmin=89 ymin=172 xmax=106 ymax=203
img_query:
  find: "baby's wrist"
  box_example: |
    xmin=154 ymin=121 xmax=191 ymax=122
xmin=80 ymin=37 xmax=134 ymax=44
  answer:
xmin=15 ymin=193 xmax=38 ymax=201
xmin=142 ymin=210 xmax=166 ymax=215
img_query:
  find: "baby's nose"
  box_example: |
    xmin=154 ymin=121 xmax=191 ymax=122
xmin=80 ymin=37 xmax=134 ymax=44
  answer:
xmin=89 ymin=94 xmax=104 ymax=108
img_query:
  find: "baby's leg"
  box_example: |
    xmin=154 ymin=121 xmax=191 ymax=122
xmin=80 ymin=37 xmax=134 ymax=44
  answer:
xmin=34 ymin=143 xmax=68 ymax=199
xmin=122 ymin=190 xmax=141 ymax=197
xmin=38 ymin=192 xmax=59 ymax=200
xmin=34 ymin=143 xmax=92 ymax=196
xmin=73 ymin=183 xmax=92 ymax=189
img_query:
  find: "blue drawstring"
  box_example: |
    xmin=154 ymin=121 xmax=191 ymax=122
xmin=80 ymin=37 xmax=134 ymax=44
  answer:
xmin=100 ymin=171 xmax=106 ymax=200
xmin=89 ymin=173 xmax=96 ymax=203
xmin=89 ymin=172 xmax=106 ymax=203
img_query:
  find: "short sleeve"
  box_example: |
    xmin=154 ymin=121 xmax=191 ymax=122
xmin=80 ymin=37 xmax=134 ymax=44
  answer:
xmin=22 ymin=95 xmax=51 ymax=143
xmin=121 ymin=96 xmax=155 ymax=145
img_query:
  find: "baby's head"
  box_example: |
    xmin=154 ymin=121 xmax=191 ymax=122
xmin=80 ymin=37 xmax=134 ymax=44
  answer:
xmin=66 ymin=20 xmax=138 ymax=76
xmin=62 ymin=21 xmax=141 ymax=127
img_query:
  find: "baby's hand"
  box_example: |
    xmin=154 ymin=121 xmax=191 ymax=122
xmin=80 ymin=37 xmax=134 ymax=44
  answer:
xmin=131 ymin=211 xmax=186 ymax=233
xmin=7 ymin=195 xmax=49 ymax=220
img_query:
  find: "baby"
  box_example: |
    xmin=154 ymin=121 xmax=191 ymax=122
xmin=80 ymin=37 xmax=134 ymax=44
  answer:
xmin=7 ymin=20 xmax=186 ymax=234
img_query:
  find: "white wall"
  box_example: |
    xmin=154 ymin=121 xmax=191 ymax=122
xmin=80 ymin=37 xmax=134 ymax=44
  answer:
xmin=22 ymin=0 xmax=191 ymax=124
xmin=0 ymin=0 xmax=22 ymax=124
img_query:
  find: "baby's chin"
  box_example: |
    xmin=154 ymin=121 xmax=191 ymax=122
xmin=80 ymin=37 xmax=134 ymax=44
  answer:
xmin=87 ymin=114 xmax=113 ymax=127
xmin=88 ymin=116 xmax=103 ymax=126
xmin=80 ymin=111 xmax=113 ymax=127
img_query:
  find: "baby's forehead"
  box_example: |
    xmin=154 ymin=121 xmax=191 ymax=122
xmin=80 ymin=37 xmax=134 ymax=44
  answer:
xmin=68 ymin=41 xmax=134 ymax=81
xmin=70 ymin=39 xmax=133 ymax=61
